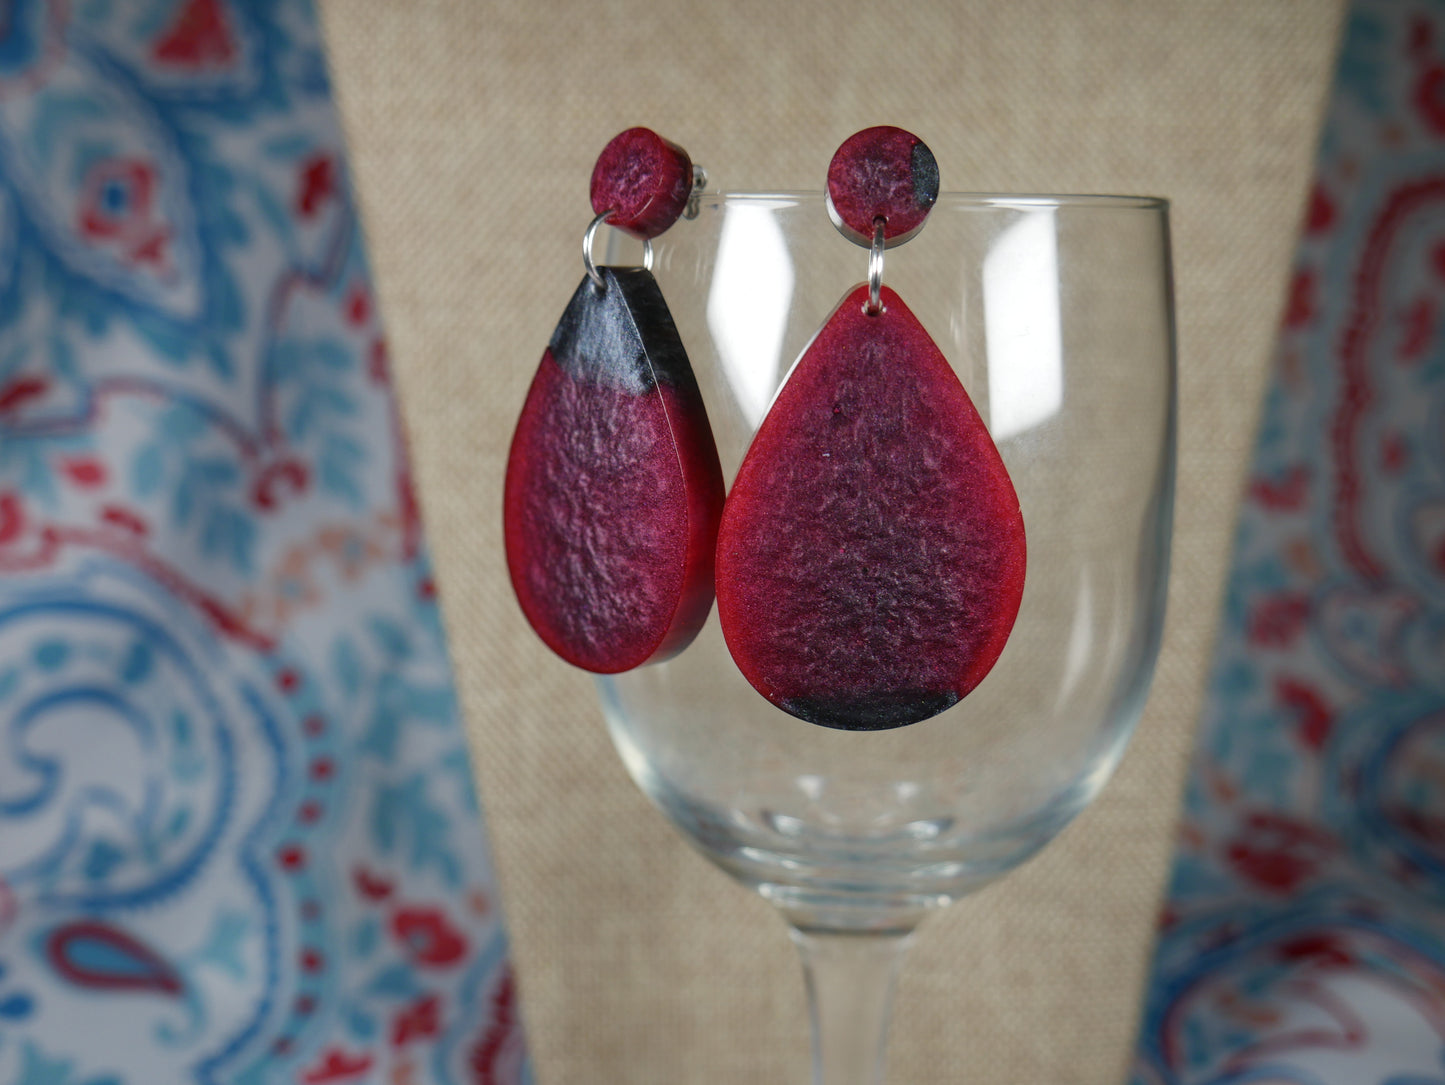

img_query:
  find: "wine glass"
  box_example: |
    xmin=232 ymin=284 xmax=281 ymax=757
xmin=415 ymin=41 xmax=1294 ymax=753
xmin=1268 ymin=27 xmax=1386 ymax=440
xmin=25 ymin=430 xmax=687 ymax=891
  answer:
xmin=597 ymin=192 xmax=1175 ymax=1084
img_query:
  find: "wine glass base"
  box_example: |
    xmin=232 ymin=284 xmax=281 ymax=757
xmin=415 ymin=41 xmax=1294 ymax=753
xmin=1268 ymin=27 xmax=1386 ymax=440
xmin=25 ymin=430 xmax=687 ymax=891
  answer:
xmin=760 ymin=884 xmax=942 ymax=934
xmin=636 ymin=762 xmax=1078 ymax=929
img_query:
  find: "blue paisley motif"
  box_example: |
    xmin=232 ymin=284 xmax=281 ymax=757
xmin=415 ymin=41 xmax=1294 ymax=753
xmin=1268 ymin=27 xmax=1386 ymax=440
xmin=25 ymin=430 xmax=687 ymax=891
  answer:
xmin=1135 ymin=4 xmax=1445 ymax=1081
xmin=0 ymin=2 xmax=527 ymax=1083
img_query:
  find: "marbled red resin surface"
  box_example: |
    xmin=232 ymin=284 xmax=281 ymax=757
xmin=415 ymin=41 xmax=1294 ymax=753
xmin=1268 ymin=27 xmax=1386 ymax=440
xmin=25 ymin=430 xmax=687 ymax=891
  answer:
xmin=716 ymin=285 xmax=1025 ymax=729
xmin=505 ymin=268 xmax=723 ymax=672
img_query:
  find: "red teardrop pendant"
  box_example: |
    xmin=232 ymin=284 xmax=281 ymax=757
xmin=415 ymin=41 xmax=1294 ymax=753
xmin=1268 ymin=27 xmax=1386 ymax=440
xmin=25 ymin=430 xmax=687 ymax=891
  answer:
xmin=715 ymin=284 xmax=1026 ymax=730
xmin=505 ymin=266 xmax=724 ymax=673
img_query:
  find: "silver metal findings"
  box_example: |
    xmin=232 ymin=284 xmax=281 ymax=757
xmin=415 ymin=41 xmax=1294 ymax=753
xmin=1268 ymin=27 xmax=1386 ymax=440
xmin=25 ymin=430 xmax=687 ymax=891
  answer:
xmin=866 ymin=217 xmax=886 ymax=315
xmin=584 ymin=210 xmax=652 ymax=292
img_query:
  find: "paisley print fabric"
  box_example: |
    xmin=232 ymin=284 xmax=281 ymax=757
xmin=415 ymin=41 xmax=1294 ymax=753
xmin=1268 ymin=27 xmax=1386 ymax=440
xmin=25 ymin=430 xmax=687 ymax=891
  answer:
xmin=1133 ymin=3 xmax=1445 ymax=1082
xmin=0 ymin=2 xmax=530 ymax=1082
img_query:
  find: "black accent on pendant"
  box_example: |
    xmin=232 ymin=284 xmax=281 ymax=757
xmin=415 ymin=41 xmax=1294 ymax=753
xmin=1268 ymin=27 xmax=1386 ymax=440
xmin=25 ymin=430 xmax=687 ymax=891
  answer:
xmin=782 ymin=691 xmax=962 ymax=732
xmin=910 ymin=142 xmax=940 ymax=212
xmin=549 ymin=267 xmax=696 ymax=394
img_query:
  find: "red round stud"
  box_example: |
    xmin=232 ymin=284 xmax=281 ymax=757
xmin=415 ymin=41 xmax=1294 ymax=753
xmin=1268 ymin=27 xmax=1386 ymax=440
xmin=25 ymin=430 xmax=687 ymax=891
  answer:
xmin=826 ymin=126 xmax=939 ymax=247
xmin=590 ymin=127 xmax=693 ymax=240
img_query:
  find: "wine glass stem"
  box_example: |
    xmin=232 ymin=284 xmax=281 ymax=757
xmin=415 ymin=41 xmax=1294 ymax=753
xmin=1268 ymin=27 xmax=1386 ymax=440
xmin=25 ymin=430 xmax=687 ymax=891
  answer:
xmin=790 ymin=925 xmax=915 ymax=1085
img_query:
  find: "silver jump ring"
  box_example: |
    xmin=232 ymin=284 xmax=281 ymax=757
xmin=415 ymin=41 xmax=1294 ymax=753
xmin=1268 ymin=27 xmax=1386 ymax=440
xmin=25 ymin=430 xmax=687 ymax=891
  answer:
xmin=866 ymin=217 xmax=886 ymax=315
xmin=583 ymin=211 xmax=611 ymax=290
xmin=584 ymin=211 xmax=653 ymax=291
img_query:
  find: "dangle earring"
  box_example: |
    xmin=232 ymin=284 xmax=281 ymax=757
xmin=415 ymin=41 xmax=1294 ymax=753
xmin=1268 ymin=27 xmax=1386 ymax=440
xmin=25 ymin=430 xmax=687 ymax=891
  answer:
xmin=504 ymin=128 xmax=724 ymax=673
xmin=715 ymin=127 xmax=1027 ymax=730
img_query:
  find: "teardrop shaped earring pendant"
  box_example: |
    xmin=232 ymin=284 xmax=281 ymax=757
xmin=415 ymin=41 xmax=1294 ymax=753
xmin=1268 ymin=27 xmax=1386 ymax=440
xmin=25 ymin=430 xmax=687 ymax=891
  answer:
xmin=715 ymin=127 xmax=1027 ymax=730
xmin=504 ymin=129 xmax=724 ymax=674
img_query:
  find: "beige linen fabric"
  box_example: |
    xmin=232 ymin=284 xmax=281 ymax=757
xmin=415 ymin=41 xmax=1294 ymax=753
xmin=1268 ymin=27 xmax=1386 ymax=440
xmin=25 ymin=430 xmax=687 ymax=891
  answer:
xmin=317 ymin=1 xmax=1344 ymax=1081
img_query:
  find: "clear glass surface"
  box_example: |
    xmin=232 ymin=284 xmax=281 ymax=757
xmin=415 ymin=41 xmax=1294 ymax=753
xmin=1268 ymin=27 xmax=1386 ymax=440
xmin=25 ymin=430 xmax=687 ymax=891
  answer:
xmin=595 ymin=191 xmax=1175 ymax=1081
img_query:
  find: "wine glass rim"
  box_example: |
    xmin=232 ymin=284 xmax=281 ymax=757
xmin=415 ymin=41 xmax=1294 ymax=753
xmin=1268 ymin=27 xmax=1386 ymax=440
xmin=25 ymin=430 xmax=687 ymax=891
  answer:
xmin=705 ymin=189 xmax=1169 ymax=211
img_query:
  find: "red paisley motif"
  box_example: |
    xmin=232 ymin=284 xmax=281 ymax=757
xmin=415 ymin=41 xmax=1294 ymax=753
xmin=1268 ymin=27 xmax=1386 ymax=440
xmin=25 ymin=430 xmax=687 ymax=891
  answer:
xmin=1225 ymin=812 xmax=1337 ymax=896
xmin=1416 ymin=64 xmax=1445 ymax=135
xmin=392 ymin=906 xmax=469 ymax=968
xmin=153 ymin=0 xmax=236 ymax=68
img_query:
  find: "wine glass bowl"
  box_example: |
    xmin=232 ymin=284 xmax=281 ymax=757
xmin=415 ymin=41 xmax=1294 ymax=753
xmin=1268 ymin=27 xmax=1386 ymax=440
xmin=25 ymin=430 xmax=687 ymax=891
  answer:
xmin=591 ymin=192 xmax=1174 ymax=1082
xmin=599 ymin=193 xmax=1174 ymax=930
